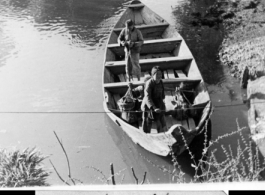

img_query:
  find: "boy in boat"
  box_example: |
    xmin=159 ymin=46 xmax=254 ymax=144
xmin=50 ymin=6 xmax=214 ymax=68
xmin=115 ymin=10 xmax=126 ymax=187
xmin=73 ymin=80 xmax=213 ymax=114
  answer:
xmin=141 ymin=66 xmax=167 ymax=133
xmin=118 ymin=19 xmax=144 ymax=81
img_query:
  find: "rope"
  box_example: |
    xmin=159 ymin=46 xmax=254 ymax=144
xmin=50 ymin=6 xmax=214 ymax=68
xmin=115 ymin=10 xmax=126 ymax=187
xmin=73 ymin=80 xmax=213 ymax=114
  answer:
xmin=0 ymin=100 xmax=262 ymax=114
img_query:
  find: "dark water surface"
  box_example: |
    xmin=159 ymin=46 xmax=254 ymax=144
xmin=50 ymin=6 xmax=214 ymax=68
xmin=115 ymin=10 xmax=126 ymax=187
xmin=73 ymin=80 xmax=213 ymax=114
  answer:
xmin=0 ymin=0 xmax=250 ymax=185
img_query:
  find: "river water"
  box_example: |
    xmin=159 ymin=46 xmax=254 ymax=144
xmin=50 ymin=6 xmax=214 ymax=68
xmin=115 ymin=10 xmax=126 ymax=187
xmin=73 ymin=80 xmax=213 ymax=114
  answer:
xmin=0 ymin=0 xmax=250 ymax=185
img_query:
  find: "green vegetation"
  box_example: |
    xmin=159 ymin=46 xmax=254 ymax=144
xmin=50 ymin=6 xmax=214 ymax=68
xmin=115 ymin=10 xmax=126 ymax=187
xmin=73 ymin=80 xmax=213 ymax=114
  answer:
xmin=0 ymin=147 xmax=49 ymax=187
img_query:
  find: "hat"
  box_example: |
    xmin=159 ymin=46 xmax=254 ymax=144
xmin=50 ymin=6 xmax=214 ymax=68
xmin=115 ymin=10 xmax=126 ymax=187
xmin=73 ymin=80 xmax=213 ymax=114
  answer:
xmin=125 ymin=19 xmax=134 ymax=27
xmin=151 ymin=66 xmax=162 ymax=76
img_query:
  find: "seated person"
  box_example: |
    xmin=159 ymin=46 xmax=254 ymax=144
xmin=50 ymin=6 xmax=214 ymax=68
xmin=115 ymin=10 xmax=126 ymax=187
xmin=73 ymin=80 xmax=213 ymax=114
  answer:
xmin=141 ymin=66 xmax=167 ymax=133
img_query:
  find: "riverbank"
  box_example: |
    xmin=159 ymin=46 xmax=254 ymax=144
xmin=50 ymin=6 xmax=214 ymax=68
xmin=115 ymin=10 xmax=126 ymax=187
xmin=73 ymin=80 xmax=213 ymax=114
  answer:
xmin=217 ymin=0 xmax=265 ymax=157
xmin=190 ymin=0 xmax=265 ymax=80
xmin=218 ymin=0 xmax=265 ymax=80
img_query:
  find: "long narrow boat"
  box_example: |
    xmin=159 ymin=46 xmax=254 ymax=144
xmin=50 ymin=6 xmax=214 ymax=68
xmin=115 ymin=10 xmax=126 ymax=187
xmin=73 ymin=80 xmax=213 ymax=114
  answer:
xmin=102 ymin=0 xmax=212 ymax=156
xmin=247 ymin=76 xmax=265 ymax=157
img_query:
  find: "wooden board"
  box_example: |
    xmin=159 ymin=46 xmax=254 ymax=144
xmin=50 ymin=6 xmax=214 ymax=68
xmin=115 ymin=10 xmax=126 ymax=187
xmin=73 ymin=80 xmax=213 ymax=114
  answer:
xmin=134 ymin=10 xmax=144 ymax=25
xmin=163 ymin=70 xmax=168 ymax=79
xmin=167 ymin=69 xmax=175 ymax=78
xmin=175 ymin=70 xmax=186 ymax=78
xmin=118 ymin=74 xmax=126 ymax=82
xmin=140 ymin=72 xmax=145 ymax=81
xmin=113 ymin=94 xmax=121 ymax=109
xmin=104 ymin=68 xmax=114 ymax=83
xmin=128 ymin=3 xmax=145 ymax=9
xmin=104 ymin=78 xmax=201 ymax=94
xmin=105 ymin=56 xmax=193 ymax=75
xmin=132 ymin=75 xmax=138 ymax=81
xmin=114 ymin=8 xmax=136 ymax=28
xmin=144 ymin=71 xmax=150 ymax=78
xmin=141 ymin=6 xmax=165 ymax=24
xmin=104 ymin=91 xmax=116 ymax=109
xmin=108 ymin=38 xmax=182 ymax=57
xmin=164 ymin=91 xmax=175 ymax=111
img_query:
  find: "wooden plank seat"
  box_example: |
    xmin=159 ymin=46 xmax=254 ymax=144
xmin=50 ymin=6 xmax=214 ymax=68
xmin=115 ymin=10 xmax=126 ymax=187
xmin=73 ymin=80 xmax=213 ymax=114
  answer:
xmin=175 ymin=70 xmax=186 ymax=78
xmin=107 ymin=38 xmax=182 ymax=57
xmin=140 ymin=53 xmax=173 ymax=59
xmin=167 ymin=69 xmax=175 ymax=79
xmin=104 ymin=78 xmax=201 ymax=95
xmin=113 ymin=94 xmax=121 ymax=109
xmin=163 ymin=70 xmax=168 ymax=79
xmin=105 ymin=56 xmax=192 ymax=75
xmin=113 ymin=23 xmax=169 ymax=39
xmin=127 ymin=3 xmax=145 ymax=9
xmin=118 ymin=74 xmax=126 ymax=82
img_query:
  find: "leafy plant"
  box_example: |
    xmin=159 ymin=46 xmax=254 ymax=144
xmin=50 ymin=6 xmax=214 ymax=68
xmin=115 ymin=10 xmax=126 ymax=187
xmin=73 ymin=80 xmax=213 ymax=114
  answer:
xmin=0 ymin=147 xmax=49 ymax=187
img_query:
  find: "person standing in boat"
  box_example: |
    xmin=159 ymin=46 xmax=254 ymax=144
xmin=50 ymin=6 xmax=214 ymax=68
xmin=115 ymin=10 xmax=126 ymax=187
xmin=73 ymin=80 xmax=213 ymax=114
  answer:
xmin=141 ymin=66 xmax=167 ymax=133
xmin=118 ymin=19 xmax=144 ymax=81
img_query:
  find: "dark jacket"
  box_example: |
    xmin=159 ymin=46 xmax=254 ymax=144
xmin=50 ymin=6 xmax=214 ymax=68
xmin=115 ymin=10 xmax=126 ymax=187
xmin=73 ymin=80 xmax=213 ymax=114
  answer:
xmin=117 ymin=27 xmax=144 ymax=53
xmin=141 ymin=78 xmax=165 ymax=111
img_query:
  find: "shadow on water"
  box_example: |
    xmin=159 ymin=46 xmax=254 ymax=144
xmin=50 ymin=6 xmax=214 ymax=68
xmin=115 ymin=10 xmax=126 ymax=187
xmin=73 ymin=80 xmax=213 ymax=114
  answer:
xmin=176 ymin=120 xmax=212 ymax=177
xmin=172 ymin=0 xmax=225 ymax=85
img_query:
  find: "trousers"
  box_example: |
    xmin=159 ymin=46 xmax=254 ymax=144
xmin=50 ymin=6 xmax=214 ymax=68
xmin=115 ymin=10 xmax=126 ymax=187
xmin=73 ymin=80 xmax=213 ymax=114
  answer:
xmin=125 ymin=51 xmax=141 ymax=81
xmin=142 ymin=110 xmax=167 ymax=133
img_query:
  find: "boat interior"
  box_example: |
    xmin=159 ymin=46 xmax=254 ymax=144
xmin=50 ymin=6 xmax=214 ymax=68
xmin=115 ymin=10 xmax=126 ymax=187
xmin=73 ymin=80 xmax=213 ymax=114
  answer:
xmin=103 ymin=0 xmax=210 ymax=133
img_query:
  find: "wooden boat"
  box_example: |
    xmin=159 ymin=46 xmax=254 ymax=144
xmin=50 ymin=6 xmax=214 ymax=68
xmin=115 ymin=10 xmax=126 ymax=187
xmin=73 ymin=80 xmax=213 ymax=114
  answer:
xmin=102 ymin=0 xmax=212 ymax=156
xmin=247 ymin=76 xmax=265 ymax=157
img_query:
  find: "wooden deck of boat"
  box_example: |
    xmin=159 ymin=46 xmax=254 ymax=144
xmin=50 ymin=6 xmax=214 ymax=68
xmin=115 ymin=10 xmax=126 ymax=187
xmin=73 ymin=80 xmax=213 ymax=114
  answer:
xmin=105 ymin=56 xmax=193 ymax=75
xmin=108 ymin=38 xmax=182 ymax=57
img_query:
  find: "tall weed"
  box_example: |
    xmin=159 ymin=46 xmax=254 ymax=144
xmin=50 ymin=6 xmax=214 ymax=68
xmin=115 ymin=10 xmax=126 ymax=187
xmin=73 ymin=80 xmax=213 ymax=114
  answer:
xmin=171 ymin=119 xmax=265 ymax=183
xmin=0 ymin=147 xmax=49 ymax=187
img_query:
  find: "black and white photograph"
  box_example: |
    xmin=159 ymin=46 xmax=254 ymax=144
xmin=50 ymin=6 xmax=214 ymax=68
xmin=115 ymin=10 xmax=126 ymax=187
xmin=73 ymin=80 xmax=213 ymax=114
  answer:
xmin=0 ymin=0 xmax=265 ymax=192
